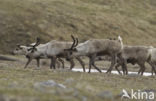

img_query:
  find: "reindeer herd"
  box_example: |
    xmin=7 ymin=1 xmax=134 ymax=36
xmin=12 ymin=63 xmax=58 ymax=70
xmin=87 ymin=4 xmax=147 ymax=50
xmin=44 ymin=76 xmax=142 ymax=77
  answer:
xmin=12 ymin=35 xmax=156 ymax=76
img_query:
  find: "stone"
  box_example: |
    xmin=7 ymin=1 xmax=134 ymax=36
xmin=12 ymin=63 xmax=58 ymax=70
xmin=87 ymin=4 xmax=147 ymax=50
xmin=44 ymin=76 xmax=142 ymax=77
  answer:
xmin=97 ymin=91 xmax=114 ymax=100
xmin=34 ymin=80 xmax=66 ymax=93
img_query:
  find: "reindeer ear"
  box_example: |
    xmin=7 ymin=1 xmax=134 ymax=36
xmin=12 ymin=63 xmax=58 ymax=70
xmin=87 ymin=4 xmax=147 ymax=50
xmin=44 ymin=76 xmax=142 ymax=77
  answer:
xmin=35 ymin=37 xmax=40 ymax=46
xmin=73 ymin=48 xmax=78 ymax=52
xmin=36 ymin=37 xmax=40 ymax=42
xmin=28 ymin=48 xmax=32 ymax=51
xmin=16 ymin=44 xmax=20 ymax=48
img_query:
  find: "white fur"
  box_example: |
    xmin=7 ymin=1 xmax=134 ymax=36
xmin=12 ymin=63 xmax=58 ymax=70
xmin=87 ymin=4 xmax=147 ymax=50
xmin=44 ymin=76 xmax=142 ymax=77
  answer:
xmin=118 ymin=36 xmax=123 ymax=50
xmin=76 ymin=40 xmax=90 ymax=56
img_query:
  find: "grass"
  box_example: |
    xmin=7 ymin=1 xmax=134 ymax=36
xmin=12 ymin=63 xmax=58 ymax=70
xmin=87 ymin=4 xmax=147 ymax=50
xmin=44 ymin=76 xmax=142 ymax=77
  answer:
xmin=0 ymin=0 xmax=156 ymax=100
xmin=0 ymin=0 xmax=156 ymax=53
xmin=0 ymin=57 xmax=156 ymax=101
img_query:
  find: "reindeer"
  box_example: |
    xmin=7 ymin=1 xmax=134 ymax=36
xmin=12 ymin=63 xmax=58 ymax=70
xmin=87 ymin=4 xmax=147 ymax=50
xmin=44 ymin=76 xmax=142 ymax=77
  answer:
xmin=13 ymin=41 xmax=64 ymax=69
xmin=113 ymin=45 xmax=156 ymax=75
xmin=25 ymin=38 xmax=86 ymax=72
xmin=148 ymin=48 xmax=156 ymax=75
xmin=64 ymin=35 xmax=124 ymax=73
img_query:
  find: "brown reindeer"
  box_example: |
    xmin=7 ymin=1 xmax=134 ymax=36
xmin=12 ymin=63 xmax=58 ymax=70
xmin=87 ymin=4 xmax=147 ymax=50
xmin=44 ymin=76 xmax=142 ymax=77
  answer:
xmin=64 ymin=35 xmax=124 ymax=73
xmin=97 ymin=45 xmax=156 ymax=75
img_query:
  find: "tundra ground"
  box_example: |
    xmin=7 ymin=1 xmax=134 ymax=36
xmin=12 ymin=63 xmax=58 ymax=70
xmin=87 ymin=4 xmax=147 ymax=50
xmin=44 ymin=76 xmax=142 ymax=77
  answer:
xmin=0 ymin=56 xmax=155 ymax=101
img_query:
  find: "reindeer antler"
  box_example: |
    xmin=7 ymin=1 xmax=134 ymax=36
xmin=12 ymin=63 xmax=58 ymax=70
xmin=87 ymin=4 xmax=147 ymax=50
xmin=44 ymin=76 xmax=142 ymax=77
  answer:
xmin=33 ymin=37 xmax=40 ymax=48
xmin=74 ymin=38 xmax=78 ymax=47
xmin=70 ymin=35 xmax=76 ymax=49
xmin=16 ymin=44 xmax=20 ymax=48
xmin=28 ymin=37 xmax=40 ymax=52
xmin=70 ymin=35 xmax=79 ymax=49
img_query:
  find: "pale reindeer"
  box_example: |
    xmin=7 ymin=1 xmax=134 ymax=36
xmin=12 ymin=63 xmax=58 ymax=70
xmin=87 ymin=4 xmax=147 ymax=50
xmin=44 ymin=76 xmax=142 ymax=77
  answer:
xmin=64 ymin=35 xmax=124 ymax=73
xmin=13 ymin=42 xmax=64 ymax=69
xmin=25 ymin=38 xmax=86 ymax=72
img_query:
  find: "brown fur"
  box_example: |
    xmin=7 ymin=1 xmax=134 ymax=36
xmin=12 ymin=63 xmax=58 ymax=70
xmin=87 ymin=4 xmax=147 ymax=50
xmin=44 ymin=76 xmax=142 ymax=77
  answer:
xmin=116 ymin=46 xmax=155 ymax=75
xmin=65 ymin=36 xmax=123 ymax=73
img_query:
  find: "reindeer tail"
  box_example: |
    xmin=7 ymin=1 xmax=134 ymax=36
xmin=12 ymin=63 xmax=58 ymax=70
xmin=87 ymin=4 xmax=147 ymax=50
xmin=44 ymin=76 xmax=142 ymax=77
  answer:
xmin=118 ymin=36 xmax=123 ymax=50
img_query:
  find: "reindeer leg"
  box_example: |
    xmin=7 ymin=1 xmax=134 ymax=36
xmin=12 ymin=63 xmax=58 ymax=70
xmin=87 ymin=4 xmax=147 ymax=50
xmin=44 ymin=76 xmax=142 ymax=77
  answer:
xmin=92 ymin=61 xmax=102 ymax=73
xmin=50 ymin=58 xmax=53 ymax=69
xmin=58 ymin=58 xmax=65 ymax=69
xmin=52 ymin=57 xmax=56 ymax=69
xmin=88 ymin=55 xmax=94 ymax=73
xmin=141 ymin=64 xmax=146 ymax=75
xmin=24 ymin=58 xmax=32 ymax=69
xmin=89 ymin=54 xmax=101 ymax=73
xmin=50 ymin=57 xmax=56 ymax=69
xmin=76 ymin=57 xmax=86 ymax=72
xmin=138 ymin=68 xmax=142 ymax=75
xmin=50 ymin=56 xmax=57 ymax=69
xmin=151 ymin=67 xmax=154 ymax=76
xmin=36 ymin=58 xmax=40 ymax=69
xmin=106 ymin=55 xmax=116 ymax=74
xmin=69 ymin=59 xmax=75 ymax=70
xmin=147 ymin=61 xmax=156 ymax=75
xmin=122 ymin=60 xmax=128 ymax=75
xmin=152 ymin=68 xmax=154 ymax=75
xmin=138 ymin=62 xmax=143 ymax=75
xmin=88 ymin=57 xmax=92 ymax=73
xmin=117 ymin=54 xmax=127 ymax=75
xmin=138 ymin=62 xmax=146 ymax=75
xmin=56 ymin=59 xmax=60 ymax=69
xmin=115 ymin=63 xmax=122 ymax=75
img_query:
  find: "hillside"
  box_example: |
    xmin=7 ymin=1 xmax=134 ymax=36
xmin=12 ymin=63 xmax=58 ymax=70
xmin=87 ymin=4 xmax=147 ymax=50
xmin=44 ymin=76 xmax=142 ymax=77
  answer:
xmin=0 ymin=0 xmax=156 ymax=53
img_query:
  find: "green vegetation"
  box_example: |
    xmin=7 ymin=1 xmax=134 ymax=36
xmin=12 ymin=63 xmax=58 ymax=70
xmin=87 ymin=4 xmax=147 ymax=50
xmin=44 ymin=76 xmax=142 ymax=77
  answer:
xmin=0 ymin=0 xmax=156 ymax=53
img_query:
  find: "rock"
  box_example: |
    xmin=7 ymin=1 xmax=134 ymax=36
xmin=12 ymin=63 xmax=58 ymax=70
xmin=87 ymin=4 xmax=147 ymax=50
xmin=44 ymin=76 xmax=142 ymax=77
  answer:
xmin=0 ymin=55 xmax=18 ymax=61
xmin=81 ymin=96 xmax=87 ymax=101
xmin=8 ymin=81 xmax=19 ymax=89
xmin=0 ymin=95 xmax=5 ymax=101
xmin=37 ymin=80 xmax=66 ymax=88
xmin=65 ymin=78 xmax=74 ymax=84
xmin=34 ymin=80 xmax=66 ymax=93
xmin=97 ymin=91 xmax=114 ymax=100
xmin=57 ymin=84 xmax=66 ymax=89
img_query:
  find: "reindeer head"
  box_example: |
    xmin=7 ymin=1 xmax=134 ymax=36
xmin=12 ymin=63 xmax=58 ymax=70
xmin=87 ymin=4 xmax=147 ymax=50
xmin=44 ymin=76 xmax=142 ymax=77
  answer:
xmin=64 ymin=35 xmax=79 ymax=60
xmin=13 ymin=44 xmax=30 ymax=55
